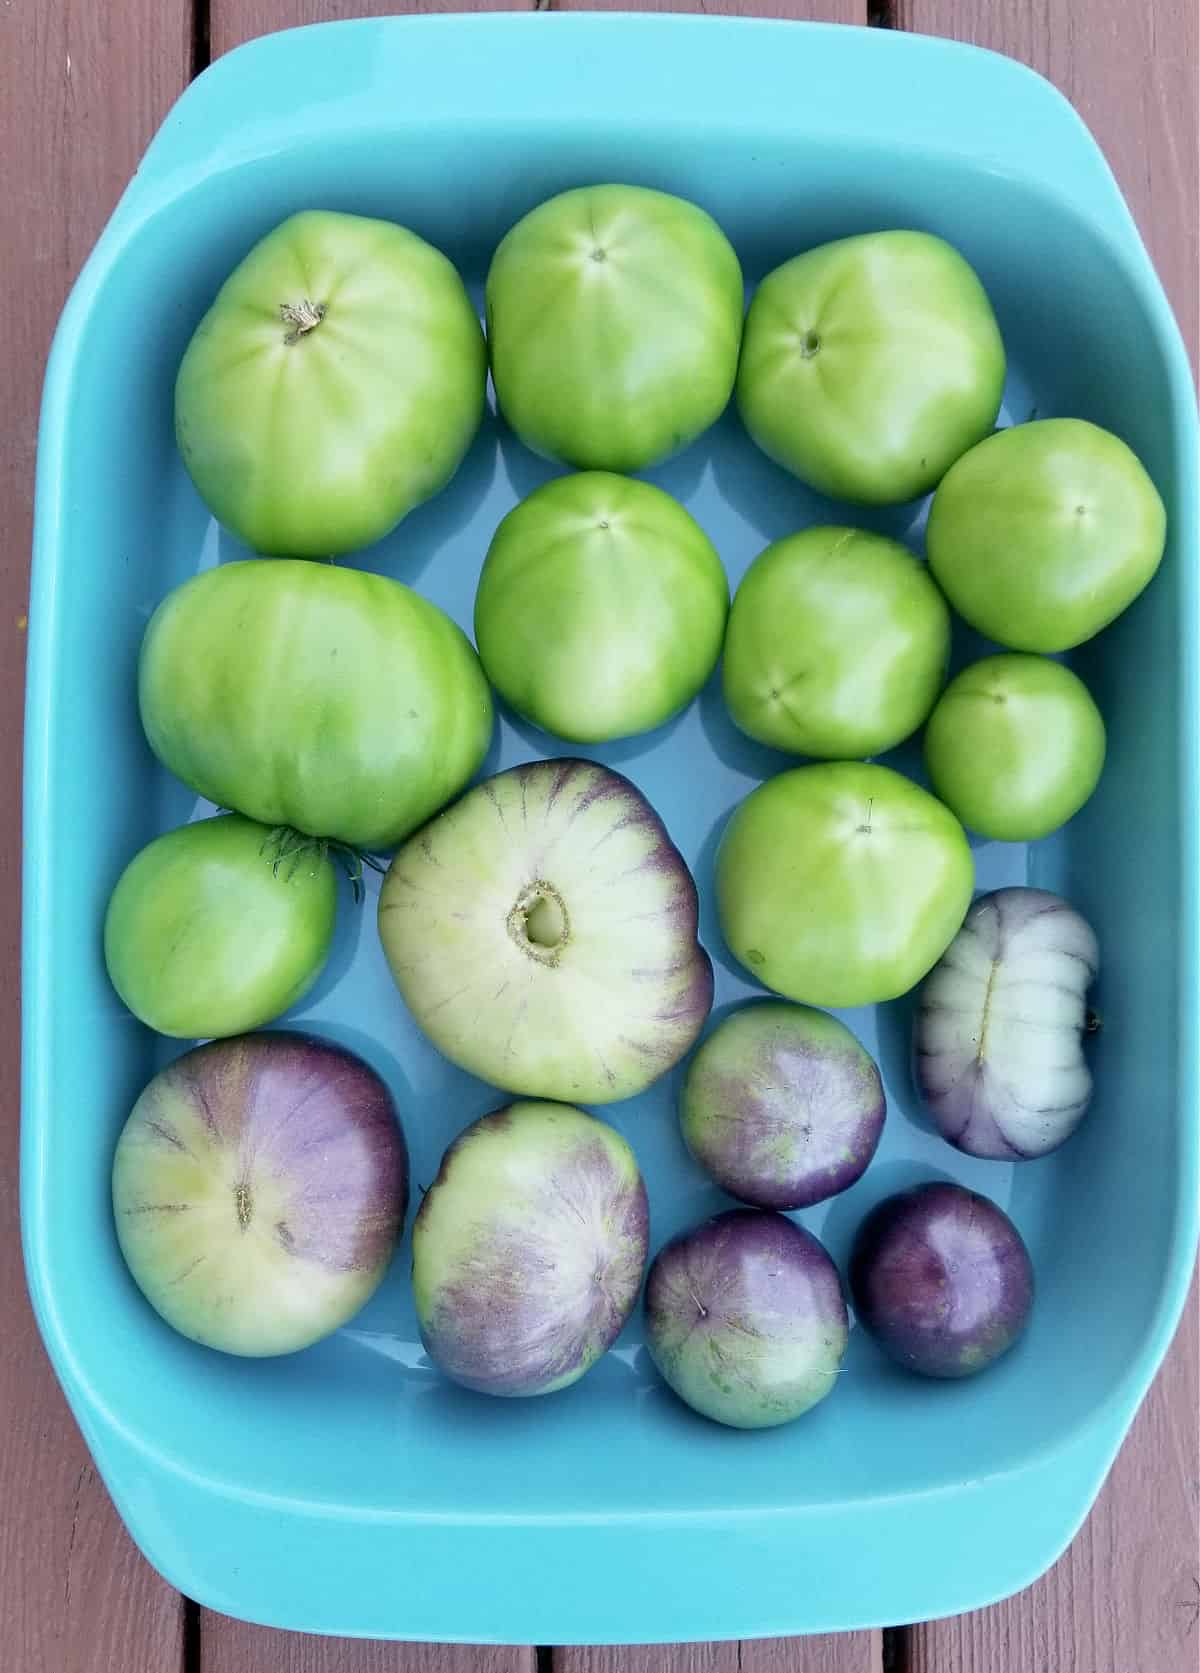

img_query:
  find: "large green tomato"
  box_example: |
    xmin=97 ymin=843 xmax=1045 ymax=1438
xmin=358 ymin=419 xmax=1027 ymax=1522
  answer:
xmin=474 ymin=472 xmax=728 ymax=742
xmin=175 ymin=211 xmax=486 ymax=556
xmin=716 ymin=763 xmax=973 ymax=1007
xmin=923 ymin=653 xmax=1106 ymax=841
xmin=722 ymin=526 xmax=950 ymax=757
xmin=736 ymin=231 xmax=1005 ymax=505
xmin=139 ymin=560 xmax=493 ymax=851
xmin=486 ymin=185 xmax=744 ymax=472
xmin=104 ymin=814 xmax=336 ymax=1039
xmin=926 ymin=419 xmax=1167 ymax=651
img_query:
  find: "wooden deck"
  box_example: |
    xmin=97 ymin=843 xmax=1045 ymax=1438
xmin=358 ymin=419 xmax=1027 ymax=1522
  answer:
xmin=2 ymin=3 xmax=1196 ymax=1669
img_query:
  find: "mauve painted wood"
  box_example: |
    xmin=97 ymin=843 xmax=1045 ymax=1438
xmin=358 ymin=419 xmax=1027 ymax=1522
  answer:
xmin=898 ymin=0 xmax=1200 ymax=1662
xmin=556 ymin=1638 xmax=883 ymax=1671
xmin=3 ymin=0 xmax=1193 ymax=1670
xmin=553 ymin=1 xmax=864 ymax=16
xmin=210 ymin=0 xmax=533 ymax=59
xmin=0 ymin=2 xmax=193 ymax=1669
xmin=204 ymin=1619 xmax=538 ymax=1672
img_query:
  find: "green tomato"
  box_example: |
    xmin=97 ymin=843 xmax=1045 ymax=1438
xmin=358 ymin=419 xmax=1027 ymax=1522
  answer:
xmin=139 ymin=560 xmax=493 ymax=851
xmin=474 ymin=472 xmax=728 ymax=742
xmin=722 ymin=526 xmax=950 ymax=757
xmin=175 ymin=210 xmax=486 ymax=556
xmin=486 ymin=185 xmax=744 ymax=472
xmin=926 ymin=418 xmax=1167 ymax=652
xmin=736 ymin=230 xmax=1005 ymax=505
xmin=104 ymin=815 xmax=336 ymax=1039
xmin=923 ymin=654 xmax=1106 ymax=841
xmin=716 ymin=762 xmax=974 ymax=1007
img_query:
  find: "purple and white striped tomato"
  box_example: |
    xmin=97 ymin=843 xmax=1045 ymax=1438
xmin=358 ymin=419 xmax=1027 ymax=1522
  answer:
xmin=378 ymin=758 xmax=713 ymax=1103
xmin=849 ymin=1182 xmax=1034 ymax=1378
xmin=412 ymin=1101 xmax=649 ymax=1397
xmin=680 ymin=1002 xmax=885 ymax=1209
xmin=914 ymin=887 xmax=1099 ymax=1159
xmin=644 ymin=1209 xmax=848 ymax=1428
xmin=112 ymin=1032 xmax=407 ymax=1356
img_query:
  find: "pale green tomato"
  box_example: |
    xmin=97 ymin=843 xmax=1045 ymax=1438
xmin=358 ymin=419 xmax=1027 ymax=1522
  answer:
xmin=486 ymin=185 xmax=744 ymax=472
xmin=736 ymin=230 xmax=1005 ymax=504
xmin=926 ymin=419 xmax=1167 ymax=651
xmin=474 ymin=472 xmax=728 ymax=742
xmin=104 ymin=814 xmax=336 ymax=1039
xmin=175 ymin=210 xmax=486 ymax=556
xmin=923 ymin=654 xmax=1106 ymax=841
xmin=139 ymin=559 xmax=493 ymax=851
xmin=716 ymin=762 xmax=974 ymax=1007
xmin=722 ymin=526 xmax=950 ymax=758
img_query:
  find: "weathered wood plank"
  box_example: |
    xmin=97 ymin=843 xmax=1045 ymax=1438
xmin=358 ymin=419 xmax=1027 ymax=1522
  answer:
xmin=203 ymin=1619 xmax=536 ymax=1672
xmin=553 ymin=2 xmax=864 ymax=17
xmin=894 ymin=6 xmax=1199 ymax=1666
xmin=209 ymin=0 xmax=532 ymax=59
xmin=895 ymin=0 xmax=1199 ymax=367
xmin=211 ymin=0 xmax=868 ymax=45
xmin=0 ymin=1 xmax=194 ymax=1670
xmin=556 ymin=1637 xmax=883 ymax=1672
xmin=905 ymin=1275 xmax=1199 ymax=1673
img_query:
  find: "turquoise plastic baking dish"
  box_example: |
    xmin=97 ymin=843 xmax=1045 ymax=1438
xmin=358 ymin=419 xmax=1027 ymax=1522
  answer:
xmin=23 ymin=13 xmax=1199 ymax=1644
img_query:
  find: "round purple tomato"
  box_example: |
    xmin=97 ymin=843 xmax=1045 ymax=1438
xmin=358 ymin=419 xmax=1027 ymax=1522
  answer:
xmin=680 ymin=1002 xmax=885 ymax=1209
xmin=849 ymin=1182 xmax=1034 ymax=1378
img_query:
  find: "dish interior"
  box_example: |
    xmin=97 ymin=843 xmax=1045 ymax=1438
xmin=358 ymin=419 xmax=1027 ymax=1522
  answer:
xmin=36 ymin=121 xmax=1189 ymax=1521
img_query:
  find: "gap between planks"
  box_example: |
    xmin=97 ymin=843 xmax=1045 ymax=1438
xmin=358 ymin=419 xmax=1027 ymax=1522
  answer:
xmin=552 ymin=1638 xmax=886 ymax=1671
xmin=0 ymin=0 xmax=196 ymax=1668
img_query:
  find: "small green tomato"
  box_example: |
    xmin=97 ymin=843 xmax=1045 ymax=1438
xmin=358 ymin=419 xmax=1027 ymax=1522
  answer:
xmin=474 ymin=472 xmax=728 ymax=743
xmin=923 ymin=654 xmax=1106 ymax=841
xmin=926 ymin=418 xmax=1167 ymax=651
xmin=104 ymin=814 xmax=336 ymax=1038
xmin=722 ymin=526 xmax=950 ymax=758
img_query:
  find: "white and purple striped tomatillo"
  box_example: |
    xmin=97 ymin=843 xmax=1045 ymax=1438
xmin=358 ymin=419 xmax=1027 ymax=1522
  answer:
xmin=379 ymin=758 xmax=713 ymax=1104
xmin=914 ymin=886 xmax=1099 ymax=1160
xmin=112 ymin=1032 xmax=407 ymax=1356
xmin=413 ymin=1101 xmax=648 ymax=1398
